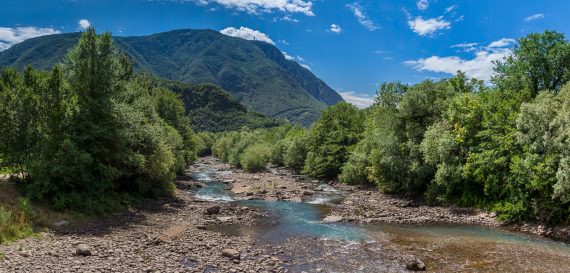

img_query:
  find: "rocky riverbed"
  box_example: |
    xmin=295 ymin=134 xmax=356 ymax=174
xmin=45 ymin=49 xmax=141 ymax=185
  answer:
xmin=2 ymin=157 xmax=570 ymax=272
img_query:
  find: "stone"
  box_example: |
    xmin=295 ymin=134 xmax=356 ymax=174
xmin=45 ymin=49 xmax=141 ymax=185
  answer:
xmin=302 ymin=190 xmax=314 ymax=196
xmin=54 ymin=220 xmax=70 ymax=227
xmin=76 ymin=244 xmax=92 ymax=256
xmin=222 ymin=249 xmax=241 ymax=260
xmin=217 ymin=216 xmax=234 ymax=222
xmin=323 ymin=215 xmax=343 ymax=223
xmin=405 ymin=258 xmax=426 ymax=271
xmin=205 ymin=205 xmax=221 ymax=215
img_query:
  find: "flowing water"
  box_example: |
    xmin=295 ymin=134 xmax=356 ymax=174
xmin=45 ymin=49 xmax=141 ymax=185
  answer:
xmin=191 ymin=170 xmax=570 ymax=272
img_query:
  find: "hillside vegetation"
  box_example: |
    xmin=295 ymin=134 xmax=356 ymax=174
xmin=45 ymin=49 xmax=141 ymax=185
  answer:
xmin=0 ymin=29 xmax=344 ymax=126
xmin=210 ymin=31 xmax=570 ymax=225
xmin=155 ymin=80 xmax=285 ymax=132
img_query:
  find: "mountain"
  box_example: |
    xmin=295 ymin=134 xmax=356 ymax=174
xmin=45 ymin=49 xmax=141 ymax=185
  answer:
xmin=0 ymin=29 xmax=344 ymax=126
xmin=154 ymin=80 xmax=285 ymax=132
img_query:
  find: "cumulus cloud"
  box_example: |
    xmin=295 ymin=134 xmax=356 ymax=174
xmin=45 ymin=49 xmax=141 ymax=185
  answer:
xmin=193 ymin=0 xmax=314 ymax=16
xmin=524 ymin=13 xmax=544 ymax=22
xmin=405 ymin=38 xmax=516 ymax=81
xmin=78 ymin=19 xmax=91 ymax=29
xmin=347 ymin=3 xmax=379 ymax=31
xmin=329 ymin=24 xmax=342 ymax=33
xmin=339 ymin=91 xmax=374 ymax=109
xmin=0 ymin=26 xmax=61 ymax=51
xmin=220 ymin=26 xmax=274 ymax=45
xmin=416 ymin=0 xmax=428 ymax=11
xmin=408 ymin=16 xmax=450 ymax=36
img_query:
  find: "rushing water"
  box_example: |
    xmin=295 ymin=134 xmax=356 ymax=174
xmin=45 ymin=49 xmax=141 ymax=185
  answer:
xmin=191 ymin=170 xmax=570 ymax=272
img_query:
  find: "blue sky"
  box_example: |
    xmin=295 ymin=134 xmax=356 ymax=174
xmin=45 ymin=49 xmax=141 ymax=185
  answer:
xmin=1 ymin=0 xmax=569 ymax=107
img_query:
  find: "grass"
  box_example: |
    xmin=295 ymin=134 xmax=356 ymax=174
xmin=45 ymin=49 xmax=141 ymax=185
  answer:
xmin=0 ymin=178 xmax=75 ymax=244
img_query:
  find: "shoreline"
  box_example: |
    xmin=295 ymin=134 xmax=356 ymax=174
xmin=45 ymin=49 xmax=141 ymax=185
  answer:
xmin=1 ymin=156 xmax=569 ymax=272
xmin=200 ymin=156 xmax=570 ymax=244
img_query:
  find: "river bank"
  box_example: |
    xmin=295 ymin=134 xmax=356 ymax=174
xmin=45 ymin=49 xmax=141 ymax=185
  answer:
xmin=2 ymin=157 xmax=570 ymax=272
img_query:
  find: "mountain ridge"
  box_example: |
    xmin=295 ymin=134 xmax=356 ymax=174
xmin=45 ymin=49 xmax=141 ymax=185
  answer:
xmin=0 ymin=29 xmax=344 ymax=126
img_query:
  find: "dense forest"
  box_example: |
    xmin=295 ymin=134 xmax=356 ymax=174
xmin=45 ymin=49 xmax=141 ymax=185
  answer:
xmin=211 ymin=30 xmax=570 ymax=224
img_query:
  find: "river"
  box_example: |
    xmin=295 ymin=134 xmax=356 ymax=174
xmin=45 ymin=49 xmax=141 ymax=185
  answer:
xmin=190 ymin=167 xmax=570 ymax=272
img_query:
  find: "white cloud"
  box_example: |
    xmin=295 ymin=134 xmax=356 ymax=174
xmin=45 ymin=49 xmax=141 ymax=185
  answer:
xmin=347 ymin=3 xmax=379 ymax=31
xmin=282 ymin=51 xmax=295 ymax=60
xmin=524 ymin=13 xmax=544 ymax=22
xmin=279 ymin=39 xmax=289 ymax=45
xmin=329 ymin=24 xmax=342 ymax=33
xmin=416 ymin=0 xmax=428 ymax=11
xmin=451 ymin=42 xmax=479 ymax=52
xmin=339 ymin=91 xmax=374 ymax=109
xmin=487 ymin=38 xmax=515 ymax=48
xmin=193 ymin=0 xmax=314 ymax=16
xmin=408 ymin=16 xmax=450 ymax=36
xmin=445 ymin=5 xmax=457 ymax=13
xmin=405 ymin=38 xmax=516 ymax=81
xmin=220 ymin=26 xmax=274 ymax=45
xmin=78 ymin=19 xmax=91 ymax=29
xmin=0 ymin=26 xmax=61 ymax=51
xmin=299 ymin=63 xmax=311 ymax=70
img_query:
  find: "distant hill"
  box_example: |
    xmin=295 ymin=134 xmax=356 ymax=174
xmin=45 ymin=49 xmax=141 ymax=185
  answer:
xmin=154 ymin=79 xmax=285 ymax=132
xmin=0 ymin=29 xmax=344 ymax=126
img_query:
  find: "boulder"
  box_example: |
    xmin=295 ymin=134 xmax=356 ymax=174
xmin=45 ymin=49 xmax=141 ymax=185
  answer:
xmin=205 ymin=205 xmax=221 ymax=215
xmin=405 ymin=258 xmax=426 ymax=271
xmin=76 ymin=244 xmax=91 ymax=256
xmin=222 ymin=248 xmax=240 ymax=260
xmin=323 ymin=215 xmax=343 ymax=223
xmin=302 ymin=190 xmax=314 ymax=196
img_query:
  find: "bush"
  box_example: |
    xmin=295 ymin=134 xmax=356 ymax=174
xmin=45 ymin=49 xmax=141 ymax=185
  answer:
xmin=0 ymin=199 xmax=33 ymax=244
xmin=240 ymin=144 xmax=271 ymax=172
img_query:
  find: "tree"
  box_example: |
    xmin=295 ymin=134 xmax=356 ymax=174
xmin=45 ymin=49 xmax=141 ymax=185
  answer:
xmin=493 ymin=31 xmax=570 ymax=97
xmin=304 ymin=102 xmax=365 ymax=179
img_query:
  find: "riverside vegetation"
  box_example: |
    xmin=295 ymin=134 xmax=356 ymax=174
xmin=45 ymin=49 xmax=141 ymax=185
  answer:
xmin=0 ymin=28 xmax=214 ymax=241
xmin=1 ymin=27 xmax=570 ymax=251
xmin=211 ymin=30 xmax=570 ymax=226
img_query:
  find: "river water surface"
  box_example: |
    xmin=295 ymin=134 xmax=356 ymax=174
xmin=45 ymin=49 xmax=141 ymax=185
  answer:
xmin=190 ymin=169 xmax=570 ymax=272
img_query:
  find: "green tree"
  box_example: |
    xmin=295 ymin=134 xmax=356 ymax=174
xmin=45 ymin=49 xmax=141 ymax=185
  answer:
xmin=304 ymin=102 xmax=365 ymax=179
xmin=493 ymin=31 xmax=570 ymax=97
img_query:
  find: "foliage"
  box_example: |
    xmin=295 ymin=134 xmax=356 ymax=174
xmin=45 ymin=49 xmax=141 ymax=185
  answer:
xmin=304 ymin=102 xmax=365 ymax=179
xmin=164 ymin=81 xmax=285 ymax=132
xmin=0 ymin=199 xmax=33 ymax=244
xmin=0 ymin=28 xmax=198 ymax=213
xmin=241 ymin=144 xmax=272 ymax=172
xmin=493 ymin=30 xmax=570 ymax=97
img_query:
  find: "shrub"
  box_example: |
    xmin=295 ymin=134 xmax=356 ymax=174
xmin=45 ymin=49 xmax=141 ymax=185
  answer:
xmin=240 ymin=144 xmax=271 ymax=172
